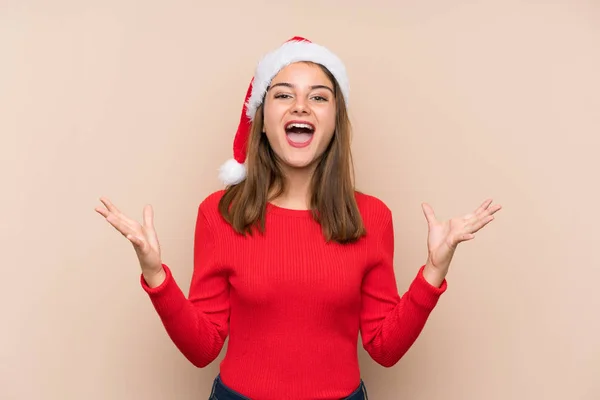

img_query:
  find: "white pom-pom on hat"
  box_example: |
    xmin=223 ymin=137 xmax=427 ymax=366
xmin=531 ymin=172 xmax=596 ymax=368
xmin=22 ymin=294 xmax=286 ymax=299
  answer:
xmin=218 ymin=158 xmax=247 ymax=186
xmin=218 ymin=36 xmax=350 ymax=186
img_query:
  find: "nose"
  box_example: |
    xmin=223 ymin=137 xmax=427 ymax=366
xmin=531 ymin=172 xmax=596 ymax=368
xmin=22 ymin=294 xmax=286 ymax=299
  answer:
xmin=291 ymin=97 xmax=310 ymax=115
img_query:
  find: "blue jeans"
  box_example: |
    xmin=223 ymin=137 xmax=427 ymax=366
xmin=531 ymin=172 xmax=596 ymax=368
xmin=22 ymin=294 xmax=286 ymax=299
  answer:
xmin=208 ymin=374 xmax=368 ymax=400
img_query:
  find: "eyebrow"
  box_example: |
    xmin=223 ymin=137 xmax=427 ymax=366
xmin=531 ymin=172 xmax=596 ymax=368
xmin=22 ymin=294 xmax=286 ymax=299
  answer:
xmin=268 ymin=82 xmax=335 ymax=94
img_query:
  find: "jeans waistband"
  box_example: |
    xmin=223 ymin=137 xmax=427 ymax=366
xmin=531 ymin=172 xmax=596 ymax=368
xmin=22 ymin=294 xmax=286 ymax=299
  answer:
xmin=209 ymin=374 xmax=368 ymax=400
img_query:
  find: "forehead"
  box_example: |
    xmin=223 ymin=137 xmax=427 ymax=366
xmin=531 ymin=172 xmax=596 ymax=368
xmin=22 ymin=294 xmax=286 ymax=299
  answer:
xmin=270 ymin=62 xmax=333 ymax=86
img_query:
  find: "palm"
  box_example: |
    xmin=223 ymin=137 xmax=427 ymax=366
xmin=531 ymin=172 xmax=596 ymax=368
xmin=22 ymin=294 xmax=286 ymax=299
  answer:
xmin=422 ymin=199 xmax=502 ymax=271
xmin=95 ymin=197 xmax=162 ymax=273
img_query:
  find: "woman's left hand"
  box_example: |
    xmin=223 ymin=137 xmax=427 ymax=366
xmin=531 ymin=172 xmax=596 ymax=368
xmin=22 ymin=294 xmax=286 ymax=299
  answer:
xmin=421 ymin=199 xmax=502 ymax=286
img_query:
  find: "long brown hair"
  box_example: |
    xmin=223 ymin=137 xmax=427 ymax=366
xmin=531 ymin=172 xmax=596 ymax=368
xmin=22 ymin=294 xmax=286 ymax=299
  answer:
xmin=218 ymin=62 xmax=366 ymax=244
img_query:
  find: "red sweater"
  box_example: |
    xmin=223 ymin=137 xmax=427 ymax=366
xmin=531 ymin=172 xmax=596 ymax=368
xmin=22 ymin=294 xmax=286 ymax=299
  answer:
xmin=141 ymin=190 xmax=447 ymax=399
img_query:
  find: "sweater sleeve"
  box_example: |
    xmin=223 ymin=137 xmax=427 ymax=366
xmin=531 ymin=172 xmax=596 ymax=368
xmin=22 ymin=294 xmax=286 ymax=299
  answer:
xmin=360 ymin=210 xmax=447 ymax=367
xmin=140 ymin=202 xmax=229 ymax=368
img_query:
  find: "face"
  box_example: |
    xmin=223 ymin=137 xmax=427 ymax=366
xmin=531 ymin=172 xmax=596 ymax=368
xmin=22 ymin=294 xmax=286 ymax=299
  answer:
xmin=262 ymin=62 xmax=337 ymax=172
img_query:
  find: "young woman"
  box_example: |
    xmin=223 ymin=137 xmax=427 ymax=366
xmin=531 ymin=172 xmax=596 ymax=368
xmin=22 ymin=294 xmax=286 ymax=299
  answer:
xmin=96 ymin=36 xmax=501 ymax=400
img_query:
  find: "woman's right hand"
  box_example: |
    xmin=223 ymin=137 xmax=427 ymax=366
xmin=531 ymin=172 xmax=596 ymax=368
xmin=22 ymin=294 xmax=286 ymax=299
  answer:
xmin=95 ymin=197 xmax=166 ymax=287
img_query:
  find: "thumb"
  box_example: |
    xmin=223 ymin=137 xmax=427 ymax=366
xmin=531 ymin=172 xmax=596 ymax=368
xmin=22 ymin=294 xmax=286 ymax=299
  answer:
xmin=421 ymin=202 xmax=437 ymax=225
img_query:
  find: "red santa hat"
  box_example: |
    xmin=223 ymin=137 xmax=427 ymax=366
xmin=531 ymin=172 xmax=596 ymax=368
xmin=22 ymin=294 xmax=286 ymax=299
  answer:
xmin=218 ymin=36 xmax=350 ymax=186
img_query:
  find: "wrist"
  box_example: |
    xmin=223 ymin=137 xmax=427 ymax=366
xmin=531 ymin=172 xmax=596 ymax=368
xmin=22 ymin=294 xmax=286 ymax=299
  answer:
xmin=423 ymin=261 xmax=446 ymax=288
xmin=143 ymin=266 xmax=166 ymax=288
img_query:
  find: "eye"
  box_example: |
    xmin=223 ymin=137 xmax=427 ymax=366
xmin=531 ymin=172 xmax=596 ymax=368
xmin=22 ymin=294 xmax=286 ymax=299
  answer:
xmin=312 ymin=95 xmax=329 ymax=102
xmin=274 ymin=93 xmax=292 ymax=99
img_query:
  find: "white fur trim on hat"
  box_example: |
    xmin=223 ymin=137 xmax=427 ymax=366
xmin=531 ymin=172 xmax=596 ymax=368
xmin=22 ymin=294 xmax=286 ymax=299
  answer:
xmin=245 ymin=40 xmax=349 ymax=120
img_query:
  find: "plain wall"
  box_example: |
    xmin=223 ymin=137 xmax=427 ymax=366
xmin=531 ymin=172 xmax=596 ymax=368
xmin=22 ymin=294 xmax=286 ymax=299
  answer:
xmin=2 ymin=1 xmax=599 ymax=399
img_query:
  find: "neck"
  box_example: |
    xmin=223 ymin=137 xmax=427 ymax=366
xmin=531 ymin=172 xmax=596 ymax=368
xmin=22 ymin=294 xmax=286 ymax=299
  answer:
xmin=270 ymin=166 xmax=314 ymax=210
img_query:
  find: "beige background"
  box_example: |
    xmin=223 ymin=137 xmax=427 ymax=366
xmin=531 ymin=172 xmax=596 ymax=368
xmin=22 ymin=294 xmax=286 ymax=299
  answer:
xmin=2 ymin=1 xmax=599 ymax=399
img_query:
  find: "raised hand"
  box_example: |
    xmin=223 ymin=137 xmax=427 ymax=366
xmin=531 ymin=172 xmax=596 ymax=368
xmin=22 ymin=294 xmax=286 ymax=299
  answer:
xmin=421 ymin=199 xmax=502 ymax=286
xmin=95 ymin=197 xmax=165 ymax=286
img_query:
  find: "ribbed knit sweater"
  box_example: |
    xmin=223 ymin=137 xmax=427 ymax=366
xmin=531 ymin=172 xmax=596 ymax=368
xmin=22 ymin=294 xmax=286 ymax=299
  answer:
xmin=141 ymin=190 xmax=447 ymax=400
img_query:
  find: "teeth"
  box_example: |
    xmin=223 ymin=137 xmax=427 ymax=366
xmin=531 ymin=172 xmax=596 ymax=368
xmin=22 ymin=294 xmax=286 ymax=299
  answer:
xmin=287 ymin=123 xmax=313 ymax=130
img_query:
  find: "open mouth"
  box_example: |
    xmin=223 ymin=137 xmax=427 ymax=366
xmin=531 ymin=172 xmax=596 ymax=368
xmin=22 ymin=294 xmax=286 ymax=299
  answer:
xmin=284 ymin=121 xmax=315 ymax=148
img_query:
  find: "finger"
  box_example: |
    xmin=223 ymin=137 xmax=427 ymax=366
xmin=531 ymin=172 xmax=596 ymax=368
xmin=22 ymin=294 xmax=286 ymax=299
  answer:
xmin=95 ymin=206 xmax=109 ymax=218
xmin=126 ymin=233 xmax=146 ymax=251
xmin=468 ymin=214 xmax=495 ymax=233
xmin=99 ymin=197 xmax=140 ymax=228
xmin=474 ymin=204 xmax=502 ymax=223
xmin=99 ymin=197 xmax=123 ymax=215
xmin=143 ymin=204 xmax=160 ymax=248
xmin=488 ymin=204 xmax=502 ymax=215
xmin=474 ymin=198 xmax=493 ymax=216
xmin=459 ymin=233 xmax=475 ymax=242
xmin=447 ymin=231 xmax=475 ymax=248
xmin=465 ymin=201 xmax=499 ymax=224
xmin=104 ymin=213 xmax=137 ymax=237
xmin=421 ymin=203 xmax=437 ymax=225
xmin=143 ymin=204 xmax=154 ymax=229
xmin=99 ymin=197 xmax=132 ymax=222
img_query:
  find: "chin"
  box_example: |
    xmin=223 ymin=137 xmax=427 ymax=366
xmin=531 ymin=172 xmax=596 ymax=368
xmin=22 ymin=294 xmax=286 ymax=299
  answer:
xmin=282 ymin=156 xmax=316 ymax=170
xmin=276 ymin=148 xmax=319 ymax=169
